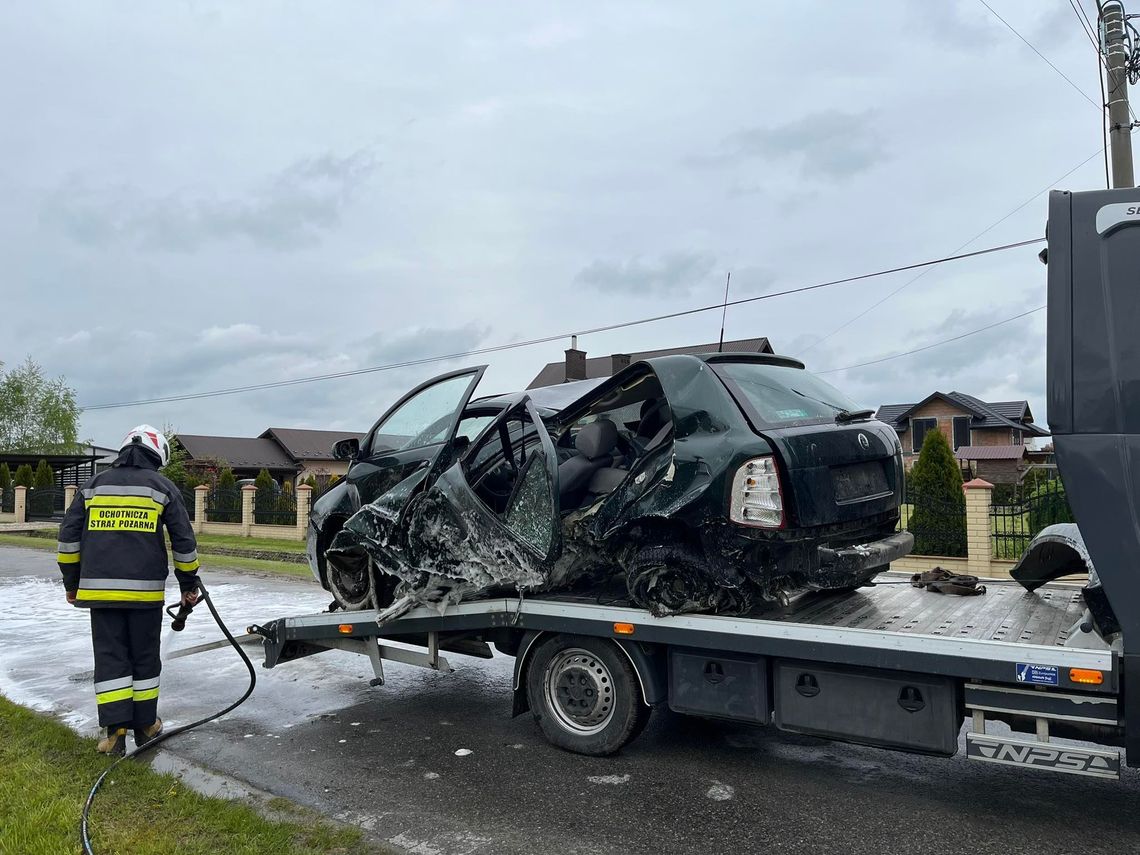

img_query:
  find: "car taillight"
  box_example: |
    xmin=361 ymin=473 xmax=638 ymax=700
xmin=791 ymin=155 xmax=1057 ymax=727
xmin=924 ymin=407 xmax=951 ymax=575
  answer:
xmin=729 ymin=456 xmax=785 ymax=528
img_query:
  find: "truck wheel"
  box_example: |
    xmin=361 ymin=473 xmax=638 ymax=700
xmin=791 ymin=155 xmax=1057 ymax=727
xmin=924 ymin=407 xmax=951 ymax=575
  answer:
xmin=525 ymin=634 xmax=651 ymax=756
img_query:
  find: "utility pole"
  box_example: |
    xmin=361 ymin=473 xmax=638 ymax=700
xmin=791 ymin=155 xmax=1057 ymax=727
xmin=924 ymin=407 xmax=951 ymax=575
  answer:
xmin=1102 ymin=1 xmax=1135 ymax=186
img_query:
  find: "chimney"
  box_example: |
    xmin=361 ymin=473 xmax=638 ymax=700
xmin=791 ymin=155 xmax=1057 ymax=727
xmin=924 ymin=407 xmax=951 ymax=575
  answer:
xmin=610 ymin=353 xmax=631 ymax=375
xmin=564 ymin=342 xmax=587 ymax=381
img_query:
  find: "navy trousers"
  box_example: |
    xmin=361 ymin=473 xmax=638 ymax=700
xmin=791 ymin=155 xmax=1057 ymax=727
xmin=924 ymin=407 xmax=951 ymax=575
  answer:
xmin=90 ymin=607 xmax=162 ymax=728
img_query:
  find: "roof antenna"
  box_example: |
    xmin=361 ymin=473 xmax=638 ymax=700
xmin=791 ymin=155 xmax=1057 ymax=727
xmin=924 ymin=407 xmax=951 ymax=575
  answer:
xmin=717 ymin=271 xmax=732 ymax=353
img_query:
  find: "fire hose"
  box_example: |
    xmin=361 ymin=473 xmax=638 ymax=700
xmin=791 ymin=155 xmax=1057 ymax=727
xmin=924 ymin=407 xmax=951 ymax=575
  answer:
xmin=80 ymin=576 xmax=257 ymax=855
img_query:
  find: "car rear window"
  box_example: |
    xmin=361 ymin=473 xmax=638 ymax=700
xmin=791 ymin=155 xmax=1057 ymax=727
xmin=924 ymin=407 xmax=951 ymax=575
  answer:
xmin=713 ymin=362 xmax=865 ymax=428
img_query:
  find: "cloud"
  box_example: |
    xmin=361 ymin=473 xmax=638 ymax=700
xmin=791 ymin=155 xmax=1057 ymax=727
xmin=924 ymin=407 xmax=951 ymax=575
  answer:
xmin=357 ymin=323 xmax=490 ymax=366
xmin=905 ymin=4 xmax=998 ymax=52
xmin=575 ymin=252 xmax=717 ymax=296
xmin=695 ymin=111 xmax=887 ymax=180
xmin=52 ymin=320 xmax=499 ymax=442
xmin=810 ymin=304 xmax=1047 ymax=423
xmin=42 ymin=149 xmax=377 ymax=252
xmin=519 ymin=21 xmax=584 ymax=49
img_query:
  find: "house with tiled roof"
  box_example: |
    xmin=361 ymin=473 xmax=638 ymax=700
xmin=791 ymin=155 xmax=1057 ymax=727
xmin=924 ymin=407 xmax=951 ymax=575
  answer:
xmin=527 ymin=337 xmax=774 ymax=388
xmin=875 ymin=392 xmax=1049 ymax=482
xmin=175 ymin=427 xmax=365 ymax=485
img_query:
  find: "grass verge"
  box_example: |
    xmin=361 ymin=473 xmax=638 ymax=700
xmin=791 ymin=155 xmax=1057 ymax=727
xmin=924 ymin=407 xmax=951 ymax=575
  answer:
xmin=0 ymin=533 xmax=311 ymax=579
xmin=0 ymin=696 xmax=375 ymax=855
xmin=196 ymin=532 xmax=307 ymax=553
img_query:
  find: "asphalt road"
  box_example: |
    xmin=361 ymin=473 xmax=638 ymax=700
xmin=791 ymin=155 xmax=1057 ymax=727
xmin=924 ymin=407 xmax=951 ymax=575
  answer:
xmin=3 ymin=545 xmax=1139 ymax=855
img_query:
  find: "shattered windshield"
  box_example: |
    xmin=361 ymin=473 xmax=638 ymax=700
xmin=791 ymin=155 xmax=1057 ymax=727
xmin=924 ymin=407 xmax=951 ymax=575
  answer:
xmin=714 ymin=362 xmax=865 ymax=428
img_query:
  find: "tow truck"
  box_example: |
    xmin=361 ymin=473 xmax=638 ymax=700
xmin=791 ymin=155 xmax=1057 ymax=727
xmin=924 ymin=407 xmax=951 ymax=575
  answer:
xmin=241 ymin=188 xmax=1140 ymax=778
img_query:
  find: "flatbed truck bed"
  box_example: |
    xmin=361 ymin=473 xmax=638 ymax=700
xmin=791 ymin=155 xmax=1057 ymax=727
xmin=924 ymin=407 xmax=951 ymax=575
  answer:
xmin=247 ymin=574 xmax=1124 ymax=779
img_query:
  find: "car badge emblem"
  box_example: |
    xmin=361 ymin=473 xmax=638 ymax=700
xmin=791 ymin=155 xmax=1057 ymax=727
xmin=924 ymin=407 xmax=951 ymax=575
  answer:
xmin=858 ymin=433 xmax=870 ymax=449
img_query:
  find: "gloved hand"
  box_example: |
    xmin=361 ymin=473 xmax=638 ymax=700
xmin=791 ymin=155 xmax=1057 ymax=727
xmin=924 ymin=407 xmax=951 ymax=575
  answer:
xmin=181 ymin=588 xmax=200 ymax=608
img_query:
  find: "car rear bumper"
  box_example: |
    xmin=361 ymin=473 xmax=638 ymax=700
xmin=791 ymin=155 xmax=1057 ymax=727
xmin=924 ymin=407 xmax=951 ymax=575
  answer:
xmin=817 ymin=530 xmax=914 ymax=574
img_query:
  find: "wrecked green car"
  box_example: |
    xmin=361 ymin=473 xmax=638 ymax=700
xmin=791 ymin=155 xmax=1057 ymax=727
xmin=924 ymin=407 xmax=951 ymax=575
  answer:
xmin=308 ymin=353 xmax=912 ymax=620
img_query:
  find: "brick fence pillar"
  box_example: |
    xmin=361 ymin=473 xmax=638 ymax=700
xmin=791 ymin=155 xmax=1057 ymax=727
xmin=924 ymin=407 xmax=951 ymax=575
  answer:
xmin=241 ymin=484 xmax=256 ymax=537
xmin=964 ymin=478 xmax=994 ymax=578
xmin=296 ymin=484 xmax=312 ymax=542
xmin=194 ymin=485 xmax=208 ymax=535
xmin=14 ymin=486 xmax=26 ymax=524
xmin=64 ymin=485 xmax=77 ymax=510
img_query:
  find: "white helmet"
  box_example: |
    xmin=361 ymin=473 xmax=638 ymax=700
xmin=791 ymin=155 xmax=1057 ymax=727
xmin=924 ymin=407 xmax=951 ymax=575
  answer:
xmin=120 ymin=424 xmax=170 ymax=467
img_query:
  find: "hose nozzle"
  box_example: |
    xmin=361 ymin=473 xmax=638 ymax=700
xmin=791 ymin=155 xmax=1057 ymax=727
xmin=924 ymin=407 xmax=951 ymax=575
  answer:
xmin=166 ymin=600 xmax=196 ymax=632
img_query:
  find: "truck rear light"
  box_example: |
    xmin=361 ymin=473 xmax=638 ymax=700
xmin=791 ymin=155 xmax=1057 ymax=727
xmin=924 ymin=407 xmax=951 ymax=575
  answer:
xmin=1069 ymin=668 xmax=1104 ymax=685
xmin=730 ymin=456 xmax=785 ymax=528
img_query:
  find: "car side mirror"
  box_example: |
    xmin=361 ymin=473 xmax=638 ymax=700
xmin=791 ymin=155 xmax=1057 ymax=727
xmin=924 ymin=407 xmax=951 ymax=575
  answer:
xmin=333 ymin=438 xmax=360 ymax=461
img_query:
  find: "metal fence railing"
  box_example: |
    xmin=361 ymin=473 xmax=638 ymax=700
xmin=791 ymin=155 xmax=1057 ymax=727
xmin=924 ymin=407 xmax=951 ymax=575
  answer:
xmin=899 ymin=491 xmax=967 ymax=558
xmin=206 ymin=487 xmax=242 ymax=524
xmin=180 ymin=487 xmax=197 ymax=522
xmin=991 ymin=477 xmax=1074 ymax=560
xmin=255 ymin=488 xmax=297 ymax=526
xmin=0 ymin=488 xmax=13 ymax=514
xmin=26 ymin=487 xmax=65 ymax=519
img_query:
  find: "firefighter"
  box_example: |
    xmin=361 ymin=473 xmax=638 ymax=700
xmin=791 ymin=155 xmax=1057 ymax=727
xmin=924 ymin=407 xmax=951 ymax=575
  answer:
xmin=57 ymin=425 xmax=201 ymax=756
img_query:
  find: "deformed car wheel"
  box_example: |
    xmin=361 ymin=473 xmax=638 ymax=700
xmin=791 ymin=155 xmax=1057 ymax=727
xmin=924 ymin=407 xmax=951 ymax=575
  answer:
xmin=326 ymin=552 xmax=377 ymax=611
xmin=526 ymin=634 xmax=651 ymax=756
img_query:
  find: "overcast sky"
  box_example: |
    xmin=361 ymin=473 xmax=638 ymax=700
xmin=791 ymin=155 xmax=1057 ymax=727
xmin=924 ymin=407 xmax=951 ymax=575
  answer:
xmin=0 ymin=1 xmax=1109 ymax=445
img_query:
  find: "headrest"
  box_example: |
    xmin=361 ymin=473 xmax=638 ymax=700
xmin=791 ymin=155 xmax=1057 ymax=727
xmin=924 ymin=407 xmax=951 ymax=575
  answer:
xmin=575 ymin=418 xmax=619 ymax=460
xmin=637 ymin=399 xmax=672 ymax=437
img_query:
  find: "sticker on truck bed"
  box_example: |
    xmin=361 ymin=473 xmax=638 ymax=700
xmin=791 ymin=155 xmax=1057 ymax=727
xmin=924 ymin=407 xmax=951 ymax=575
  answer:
xmin=1015 ymin=663 xmax=1059 ymax=686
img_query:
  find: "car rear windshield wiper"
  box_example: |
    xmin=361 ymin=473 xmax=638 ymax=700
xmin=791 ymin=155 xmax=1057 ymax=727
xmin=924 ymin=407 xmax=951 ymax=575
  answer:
xmin=790 ymin=388 xmax=874 ymax=423
xmin=834 ymin=408 xmax=875 ymax=423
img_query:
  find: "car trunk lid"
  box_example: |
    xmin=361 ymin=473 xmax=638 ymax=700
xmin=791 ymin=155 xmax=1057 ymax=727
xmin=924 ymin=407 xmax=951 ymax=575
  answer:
xmin=761 ymin=420 xmax=901 ymax=528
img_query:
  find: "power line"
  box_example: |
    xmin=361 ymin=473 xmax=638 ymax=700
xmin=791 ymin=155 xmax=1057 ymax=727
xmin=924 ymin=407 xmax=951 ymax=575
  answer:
xmin=1067 ymin=0 xmax=1116 ymax=184
xmin=801 ymin=146 xmax=1104 ymax=355
xmin=816 ymin=305 xmax=1045 ymax=374
xmin=1069 ymin=0 xmax=1101 ymax=52
xmin=82 ymin=237 xmax=1045 ymax=411
xmin=978 ymin=0 xmax=1102 ymax=110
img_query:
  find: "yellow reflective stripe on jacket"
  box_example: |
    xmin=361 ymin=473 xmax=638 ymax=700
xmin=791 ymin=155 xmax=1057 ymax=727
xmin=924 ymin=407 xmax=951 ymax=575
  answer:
xmin=173 ymin=558 xmax=200 ymax=572
xmin=96 ymin=687 xmax=133 ymax=705
xmin=57 ymin=552 xmax=81 ymax=564
xmin=76 ymin=589 xmax=165 ymax=603
xmin=84 ymin=495 xmax=166 ymax=512
xmin=133 ymin=687 xmax=159 ymax=701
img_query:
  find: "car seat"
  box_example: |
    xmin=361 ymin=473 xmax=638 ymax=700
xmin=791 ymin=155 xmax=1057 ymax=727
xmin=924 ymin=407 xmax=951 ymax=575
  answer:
xmin=558 ymin=419 xmax=619 ymax=509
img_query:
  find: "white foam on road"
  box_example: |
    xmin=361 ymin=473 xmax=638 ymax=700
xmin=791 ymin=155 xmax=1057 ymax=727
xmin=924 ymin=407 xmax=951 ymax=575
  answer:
xmin=588 ymin=773 xmax=631 ymax=785
xmin=706 ymin=781 xmax=735 ymax=801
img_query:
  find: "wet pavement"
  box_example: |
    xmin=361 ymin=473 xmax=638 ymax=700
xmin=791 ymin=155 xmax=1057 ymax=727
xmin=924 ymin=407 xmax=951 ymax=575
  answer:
xmin=3 ymin=544 xmax=1140 ymax=855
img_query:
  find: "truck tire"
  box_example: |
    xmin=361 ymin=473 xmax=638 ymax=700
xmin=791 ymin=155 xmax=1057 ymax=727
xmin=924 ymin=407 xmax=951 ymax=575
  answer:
xmin=525 ymin=634 xmax=651 ymax=756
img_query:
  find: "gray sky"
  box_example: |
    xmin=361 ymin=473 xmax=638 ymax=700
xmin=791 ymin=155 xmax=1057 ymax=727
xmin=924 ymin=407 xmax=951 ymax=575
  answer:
xmin=0 ymin=1 xmax=1106 ymax=444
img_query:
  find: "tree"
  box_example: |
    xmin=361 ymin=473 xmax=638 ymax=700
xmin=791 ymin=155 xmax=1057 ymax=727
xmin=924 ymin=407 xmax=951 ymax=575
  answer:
xmin=906 ymin=429 xmax=967 ymax=557
xmin=254 ymin=468 xmax=276 ymax=524
xmin=0 ymin=463 xmax=10 ymax=493
xmin=211 ymin=467 xmax=239 ymax=523
xmin=32 ymin=459 xmax=54 ymax=490
xmin=30 ymin=459 xmax=56 ymax=517
xmin=14 ymin=464 xmax=34 ymax=488
xmin=1028 ymin=478 xmax=1075 ymax=533
xmin=0 ymin=358 xmax=83 ymax=453
xmin=278 ymin=479 xmax=295 ymax=519
xmin=160 ymin=427 xmax=191 ymax=488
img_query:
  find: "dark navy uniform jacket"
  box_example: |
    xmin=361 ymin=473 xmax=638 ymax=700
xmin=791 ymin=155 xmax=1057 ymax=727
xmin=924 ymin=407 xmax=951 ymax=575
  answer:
xmin=57 ymin=449 xmax=200 ymax=608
